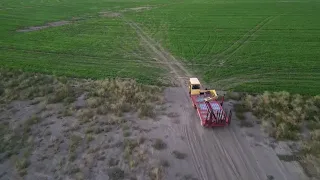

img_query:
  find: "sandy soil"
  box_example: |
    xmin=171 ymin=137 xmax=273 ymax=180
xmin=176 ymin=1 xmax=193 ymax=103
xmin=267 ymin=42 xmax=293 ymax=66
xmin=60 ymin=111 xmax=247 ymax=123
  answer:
xmin=99 ymin=11 xmax=121 ymax=18
xmin=17 ymin=21 xmax=70 ymax=32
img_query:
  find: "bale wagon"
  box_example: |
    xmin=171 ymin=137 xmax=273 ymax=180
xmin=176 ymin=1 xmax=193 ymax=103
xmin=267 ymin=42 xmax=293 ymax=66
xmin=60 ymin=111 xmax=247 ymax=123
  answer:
xmin=188 ymin=78 xmax=232 ymax=127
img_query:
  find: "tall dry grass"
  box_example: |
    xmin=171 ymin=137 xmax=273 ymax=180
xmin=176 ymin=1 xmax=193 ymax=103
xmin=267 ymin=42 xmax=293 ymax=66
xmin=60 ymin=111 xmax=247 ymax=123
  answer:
xmin=86 ymin=78 xmax=163 ymax=118
xmin=244 ymin=91 xmax=319 ymax=140
xmin=0 ymin=69 xmax=80 ymax=104
xmin=0 ymin=69 xmax=163 ymax=119
xmin=243 ymin=91 xmax=320 ymax=178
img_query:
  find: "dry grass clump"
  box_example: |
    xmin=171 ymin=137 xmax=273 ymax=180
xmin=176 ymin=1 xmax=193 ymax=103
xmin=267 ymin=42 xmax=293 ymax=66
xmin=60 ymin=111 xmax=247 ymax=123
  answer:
xmin=243 ymin=91 xmax=320 ymax=178
xmin=149 ymin=167 xmax=162 ymax=180
xmin=0 ymin=115 xmax=41 ymax=177
xmin=152 ymin=138 xmax=167 ymax=150
xmin=138 ymin=103 xmax=156 ymax=118
xmin=68 ymin=134 xmax=82 ymax=162
xmin=0 ymin=115 xmax=40 ymax=161
xmin=86 ymin=79 xmax=162 ymax=118
xmin=243 ymin=91 xmax=319 ymax=140
xmin=172 ymin=150 xmax=187 ymax=159
xmin=47 ymin=84 xmax=76 ymax=104
xmin=299 ymin=154 xmax=320 ymax=178
xmin=0 ymin=69 xmax=81 ymax=105
xmin=234 ymin=103 xmax=250 ymax=120
xmin=123 ymin=138 xmax=138 ymax=160
xmin=160 ymin=159 xmax=170 ymax=167
xmin=299 ymin=129 xmax=320 ymax=178
xmin=14 ymin=157 xmax=30 ymax=176
xmin=1 ymin=69 xmax=163 ymax=120
xmin=107 ymin=167 xmax=125 ymax=180
xmin=77 ymin=108 xmax=94 ymax=124
xmin=225 ymin=91 xmax=242 ymax=101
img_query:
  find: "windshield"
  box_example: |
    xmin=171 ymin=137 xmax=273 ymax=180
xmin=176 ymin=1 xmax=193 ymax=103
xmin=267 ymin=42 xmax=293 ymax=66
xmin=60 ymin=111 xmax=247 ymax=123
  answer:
xmin=192 ymin=84 xmax=200 ymax=89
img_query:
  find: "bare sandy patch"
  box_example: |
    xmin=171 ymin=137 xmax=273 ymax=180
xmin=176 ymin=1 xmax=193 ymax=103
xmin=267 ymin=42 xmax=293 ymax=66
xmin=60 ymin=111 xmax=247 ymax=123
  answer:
xmin=120 ymin=6 xmax=153 ymax=13
xmin=17 ymin=21 xmax=70 ymax=32
xmin=99 ymin=11 xmax=121 ymax=18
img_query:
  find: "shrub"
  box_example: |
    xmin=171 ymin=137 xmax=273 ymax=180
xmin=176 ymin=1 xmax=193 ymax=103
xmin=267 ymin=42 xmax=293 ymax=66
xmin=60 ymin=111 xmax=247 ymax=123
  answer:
xmin=86 ymin=97 xmax=102 ymax=108
xmin=0 ymin=84 xmax=4 ymax=96
xmin=172 ymin=150 xmax=187 ymax=159
xmin=107 ymin=167 xmax=124 ymax=180
xmin=243 ymin=91 xmax=320 ymax=140
xmin=149 ymin=167 xmax=162 ymax=180
xmin=160 ymin=159 xmax=169 ymax=167
xmin=138 ymin=104 xmax=155 ymax=118
xmin=226 ymin=91 xmax=241 ymax=101
xmin=47 ymin=84 xmax=75 ymax=104
xmin=152 ymin=139 xmax=167 ymax=150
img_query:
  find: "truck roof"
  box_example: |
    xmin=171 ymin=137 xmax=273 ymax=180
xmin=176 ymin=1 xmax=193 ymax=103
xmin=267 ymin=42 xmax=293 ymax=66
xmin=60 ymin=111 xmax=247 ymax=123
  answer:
xmin=190 ymin=78 xmax=200 ymax=85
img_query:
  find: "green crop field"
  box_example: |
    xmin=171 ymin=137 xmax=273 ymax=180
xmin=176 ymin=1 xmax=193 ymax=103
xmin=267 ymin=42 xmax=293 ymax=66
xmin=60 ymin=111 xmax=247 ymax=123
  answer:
xmin=1 ymin=0 xmax=320 ymax=94
xmin=0 ymin=0 xmax=173 ymax=85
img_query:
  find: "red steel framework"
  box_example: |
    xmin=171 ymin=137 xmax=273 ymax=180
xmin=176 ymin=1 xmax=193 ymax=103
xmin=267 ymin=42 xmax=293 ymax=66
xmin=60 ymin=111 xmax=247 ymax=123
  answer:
xmin=190 ymin=92 xmax=232 ymax=127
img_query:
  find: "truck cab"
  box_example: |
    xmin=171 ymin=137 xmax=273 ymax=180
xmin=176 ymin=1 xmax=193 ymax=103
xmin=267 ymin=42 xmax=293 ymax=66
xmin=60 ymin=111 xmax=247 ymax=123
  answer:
xmin=188 ymin=78 xmax=218 ymax=99
xmin=189 ymin=78 xmax=201 ymax=95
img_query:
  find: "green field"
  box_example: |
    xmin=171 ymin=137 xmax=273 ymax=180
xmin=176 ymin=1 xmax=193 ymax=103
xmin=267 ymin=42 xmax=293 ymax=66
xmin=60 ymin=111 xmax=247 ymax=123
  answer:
xmin=0 ymin=0 xmax=172 ymax=85
xmin=1 ymin=0 xmax=320 ymax=94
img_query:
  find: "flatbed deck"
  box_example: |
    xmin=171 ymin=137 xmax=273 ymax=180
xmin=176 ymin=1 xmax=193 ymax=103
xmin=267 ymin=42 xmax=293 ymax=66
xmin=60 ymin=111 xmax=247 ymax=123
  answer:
xmin=191 ymin=93 xmax=230 ymax=127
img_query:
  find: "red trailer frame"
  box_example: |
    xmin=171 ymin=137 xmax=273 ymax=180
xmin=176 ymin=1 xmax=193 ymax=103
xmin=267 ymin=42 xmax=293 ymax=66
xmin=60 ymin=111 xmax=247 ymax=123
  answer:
xmin=190 ymin=92 xmax=232 ymax=127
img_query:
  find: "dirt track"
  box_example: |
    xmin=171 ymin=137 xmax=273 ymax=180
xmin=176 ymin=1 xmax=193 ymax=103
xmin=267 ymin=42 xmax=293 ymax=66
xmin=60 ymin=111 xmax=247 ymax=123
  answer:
xmin=126 ymin=17 xmax=309 ymax=180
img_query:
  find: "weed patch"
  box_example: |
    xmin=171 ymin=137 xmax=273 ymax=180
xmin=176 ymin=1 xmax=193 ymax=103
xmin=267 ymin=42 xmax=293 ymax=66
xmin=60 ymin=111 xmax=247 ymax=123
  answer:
xmin=0 ymin=114 xmax=40 ymax=163
xmin=240 ymin=120 xmax=254 ymax=127
xmin=108 ymin=158 xmax=119 ymax=166
xmin=226 ymin=91 xmax=241 ymax=101
xmin=14 ymin=157 xmax=30 ymax=176
xmin=160 ymin=159 xmax=169 ymax=167
xmin=107 ymin=167 xmax=124 ymax=180
xmin=123 ymin=131 xmax=131 ymax=137
xmin=243 ymin=92 xmax=319 ymax=140
xmin=68 ymin=134 xmax=82 ymax=162
xmin=244 ymin=91 xmax=320 ymax=178
xmin=172 ymin=150 xmax=187 ymax=159
xmin=138 ymin=103 xmax=156 ymax=118
xmin=149 ymin=167 xmax=162 ymax=180
xmin=124 ymin=138 xmax=138 ymax=160
xmin=152 ymin=139 xmax=167 ymax=150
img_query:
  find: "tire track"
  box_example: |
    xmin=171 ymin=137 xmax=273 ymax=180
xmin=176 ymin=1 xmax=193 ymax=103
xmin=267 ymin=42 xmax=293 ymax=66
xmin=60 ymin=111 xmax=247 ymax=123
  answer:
xmin=210 ymin=16 xmax=277 ymax=66
xmin=191 ymin=31 xmax=212 ymax=62
xmin=215 ymin=16 xmax=274 ymax=58
xmin=0 ymin=47 xmax=226 ymax=68
xmin=123 ymin=16 xmax=192 ymax=85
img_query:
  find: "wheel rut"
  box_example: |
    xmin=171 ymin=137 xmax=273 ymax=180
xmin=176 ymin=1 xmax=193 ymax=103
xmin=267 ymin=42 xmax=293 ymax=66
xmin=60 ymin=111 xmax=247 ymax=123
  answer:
xmin=210 ymin=16 xmax=277 ymax=67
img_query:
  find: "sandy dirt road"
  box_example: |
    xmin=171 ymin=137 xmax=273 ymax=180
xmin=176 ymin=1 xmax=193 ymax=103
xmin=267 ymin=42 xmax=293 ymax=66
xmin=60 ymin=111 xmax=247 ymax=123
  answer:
xmin=124 ymin=17 xmax=309 ymax=180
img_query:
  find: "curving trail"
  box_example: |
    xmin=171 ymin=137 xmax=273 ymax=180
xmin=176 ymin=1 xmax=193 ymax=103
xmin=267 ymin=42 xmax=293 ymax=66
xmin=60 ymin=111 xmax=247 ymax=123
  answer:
xmin=124 ymin=16 xmax=308 ymax=180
